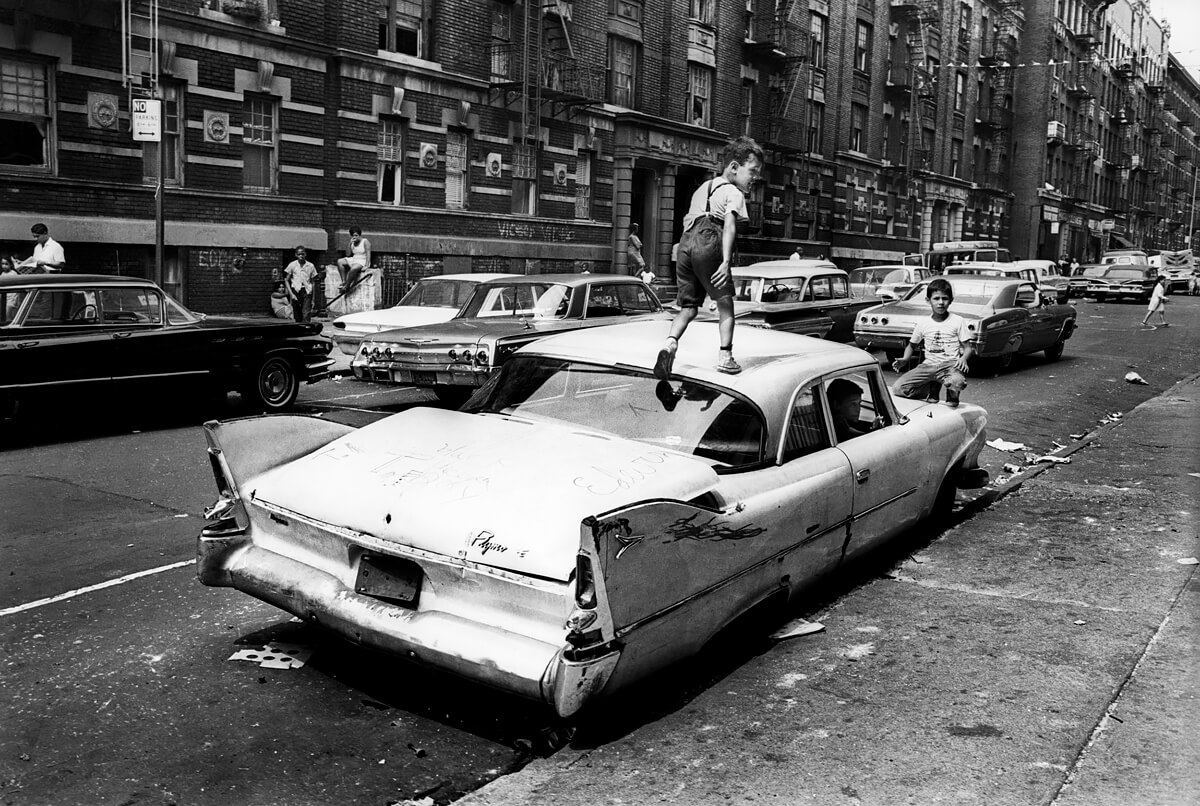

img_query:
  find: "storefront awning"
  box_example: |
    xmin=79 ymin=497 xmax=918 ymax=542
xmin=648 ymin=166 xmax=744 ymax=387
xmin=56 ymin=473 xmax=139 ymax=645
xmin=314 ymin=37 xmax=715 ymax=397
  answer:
xmin=0 ymin=213 xmax=328 ymax=250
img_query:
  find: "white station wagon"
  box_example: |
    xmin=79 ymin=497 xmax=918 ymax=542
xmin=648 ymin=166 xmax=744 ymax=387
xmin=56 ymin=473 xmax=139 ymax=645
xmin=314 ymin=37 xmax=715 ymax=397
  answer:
xmin=198 ymin=321 xmax=989 ymax=717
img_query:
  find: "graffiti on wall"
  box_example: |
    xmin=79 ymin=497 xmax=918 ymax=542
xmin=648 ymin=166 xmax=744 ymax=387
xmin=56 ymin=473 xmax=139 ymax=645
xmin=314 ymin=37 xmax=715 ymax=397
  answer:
xmin=497 ymin=220 xmax=576 ymax=242
xmin=195 ymin=247 xmax=249 ymax=283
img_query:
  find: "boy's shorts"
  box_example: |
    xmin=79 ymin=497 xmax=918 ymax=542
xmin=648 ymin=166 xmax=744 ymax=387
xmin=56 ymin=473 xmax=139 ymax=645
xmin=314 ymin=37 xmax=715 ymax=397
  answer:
xmin=676 ymin=218 xmax=733 ymax=308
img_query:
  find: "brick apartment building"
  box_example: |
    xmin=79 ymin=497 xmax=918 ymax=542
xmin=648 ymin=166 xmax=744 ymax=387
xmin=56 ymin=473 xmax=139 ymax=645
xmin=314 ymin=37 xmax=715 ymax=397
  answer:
xmin=1 ymin=0 xmax=1198 ymax=314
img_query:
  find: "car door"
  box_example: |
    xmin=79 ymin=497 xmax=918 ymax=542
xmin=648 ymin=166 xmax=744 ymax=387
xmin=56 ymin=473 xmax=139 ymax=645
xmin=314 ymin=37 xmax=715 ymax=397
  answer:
xmin=1 ymin=286 xmax=115 ymax=399
xmin=820 ymin=368 xmax=932 ymax=559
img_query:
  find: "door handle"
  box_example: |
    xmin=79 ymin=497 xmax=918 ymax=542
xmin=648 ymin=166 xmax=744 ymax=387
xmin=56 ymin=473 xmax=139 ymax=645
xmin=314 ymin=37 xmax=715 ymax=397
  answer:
xmin=112 ymin=332 xmax=132 ymax=339
xmin=806 ymin=523 xmax=820 ymax=534
xmin=856 ymin=468 xmax=871 ymax=484
xmin=17 ymin=341 xmax=39 ymax=348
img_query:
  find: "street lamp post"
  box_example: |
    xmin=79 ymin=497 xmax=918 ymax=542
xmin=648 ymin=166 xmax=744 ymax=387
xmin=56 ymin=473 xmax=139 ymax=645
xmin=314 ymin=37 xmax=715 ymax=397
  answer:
xmin=1190 ymin=168 xmax=1198 ymax=253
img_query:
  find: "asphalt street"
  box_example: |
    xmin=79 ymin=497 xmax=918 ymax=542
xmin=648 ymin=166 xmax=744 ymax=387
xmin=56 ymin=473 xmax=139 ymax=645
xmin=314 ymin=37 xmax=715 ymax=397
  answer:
xmin=0 ymin=293 xmax=1197 ymax=805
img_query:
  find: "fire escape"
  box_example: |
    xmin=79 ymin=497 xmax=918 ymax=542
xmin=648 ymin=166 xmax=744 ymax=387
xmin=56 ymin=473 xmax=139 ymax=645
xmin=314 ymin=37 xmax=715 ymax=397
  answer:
xmin=1112 ymin=58 xmax=1148 ymax=226
xmin=1064 ymin=10 xmax=1102 ymax=203
xmin=488 ymin=1 xmax=603 ymax=179
xmin=975 ymin=1 xmax=1019 ymax=191
xmin=888 ymin=0 xmax=941 ymax=184
xmin=122 ymin=0 xmax=159 ymax=98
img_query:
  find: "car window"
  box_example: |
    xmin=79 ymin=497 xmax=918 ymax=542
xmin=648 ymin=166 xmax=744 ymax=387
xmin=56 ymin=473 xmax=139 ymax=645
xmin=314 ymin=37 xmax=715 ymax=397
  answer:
xmin=100 ymin=287 xmax=162 ymax=324
xmin=1 ymin=289 xmax=30 ymax=325
xmin=781 ymin=383 xmax=831 ymax=462
xmin=585 ymin=283 xmax=653 ymax=317
xmin=464 ymin=283 xmax=571 ymax=319
xmin=882 ymin=269 xmax=908 ymax=284
xmin=1014 ymin=283 xmax=1039 ymax=307
xmin=163 ymin=294 xmax=200 ymax=325
xmin=732 ymin=276 xmax=758 ymax=302
xmin=23 ymin=289 xmax=99 ymax=325
xmin=760 ymin=277 xmax=805 ymax=303
xmin=467 ymin=357 xmax=765 ymax=469
xmin=615 ymin=283 xmax=658 ymax=312
xmin=823 ymin=369 xmax=893 ymax=444
xmin=399 ymin=279 xmax=474 ymax=308
xmin=805 ymin=277 xmax=834 ymax=301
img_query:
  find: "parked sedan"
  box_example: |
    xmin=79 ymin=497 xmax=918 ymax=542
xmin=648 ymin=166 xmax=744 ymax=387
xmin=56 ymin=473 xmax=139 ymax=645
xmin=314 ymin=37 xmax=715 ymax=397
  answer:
xmin=197 ymin=321 xmax=988 ymax=717
xmin=1086 ymin=265 xmax=1157 ymax=302
xmin=330 ymin=273 xmax=514 ymax=356
xmin=0 ymin=274 xmax=333 ymax=418
xmin=701 ymin=260 xmax=878 ymax=342
xmin=854 ymin=276 xmax=1077 ymax=371
xmin=352 ymin=273 xmax=666 ymax=403
xmin=1068 ymin=264 xmax=1107 ymax=297
xmin=848 ymin=265 xmax=935 ymax=301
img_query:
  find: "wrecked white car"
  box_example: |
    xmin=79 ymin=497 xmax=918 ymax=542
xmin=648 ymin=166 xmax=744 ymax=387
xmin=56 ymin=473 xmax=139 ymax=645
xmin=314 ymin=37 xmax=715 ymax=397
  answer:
xmin=197 ymin=321 xmax=988 ymax=717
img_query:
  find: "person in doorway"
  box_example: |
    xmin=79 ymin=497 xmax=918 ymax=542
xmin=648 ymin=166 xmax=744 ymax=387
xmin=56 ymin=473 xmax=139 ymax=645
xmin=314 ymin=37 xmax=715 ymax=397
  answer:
xmin=1140 ymin=275 xmax=1168 ymax=329
xmin=639 ymin=266 xmax=656 ymax=285
xmin=283 ymin=246 xmax=318 ymax=322
xmin=16 ymin=223 xmax=66 ymax=272
xmin=627 ymin=223 xmax=646 ymax=276
xmin=336 ymin=226 xmax=371 ymax=293
xmin=654 ymin=136 xmax=764 ymax=378
xmin=1069 ymin=256 xmax=1080 ymax=275
xmin=891 ymin=278 xmax=974 ymax=407
xmin=270 ymin=280 xmax=294 ymax=320
xmin=789 ymin=246 xmax=803 ymax=261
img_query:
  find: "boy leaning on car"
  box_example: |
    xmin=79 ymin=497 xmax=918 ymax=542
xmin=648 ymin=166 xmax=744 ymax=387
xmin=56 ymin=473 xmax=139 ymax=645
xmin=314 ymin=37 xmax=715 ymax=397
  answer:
xmin=891 ymin=278 xmax=975 ymax=408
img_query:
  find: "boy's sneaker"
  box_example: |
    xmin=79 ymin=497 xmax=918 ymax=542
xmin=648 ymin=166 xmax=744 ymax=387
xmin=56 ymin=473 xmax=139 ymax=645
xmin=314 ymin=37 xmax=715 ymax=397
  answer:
xmin=945 ymin=388 xmax=960 ymax=408
xmin=716 ymin=352 xmax=742 ymax=374
xmin=653 ymin=345 xmax=675 ymax=380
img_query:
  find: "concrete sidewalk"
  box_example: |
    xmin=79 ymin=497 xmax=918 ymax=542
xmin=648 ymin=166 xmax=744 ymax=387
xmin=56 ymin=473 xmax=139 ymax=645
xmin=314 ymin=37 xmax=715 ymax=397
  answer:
xmin=459 ymin=376 xmax=1200 ymax=806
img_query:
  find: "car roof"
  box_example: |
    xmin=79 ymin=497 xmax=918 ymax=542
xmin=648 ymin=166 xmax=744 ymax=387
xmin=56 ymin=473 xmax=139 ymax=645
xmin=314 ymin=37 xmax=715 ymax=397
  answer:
xmin=945 ymin=263 xmax=1029 ymax=274
xmin=475 ymin=273 xmax=645 ymax=288
xmin=733 ymin=260 xmax=843 ymax=279
xmin=419 ymin=273 xmax=515 ymax=282
xmin=519 ymin=320 xmax=875 ymax=396
xmin=934 ymin=276 xmax=1024 ymax=292
xmin=848 ymin=264 xmax=913 ymax=275
xmin=0 ymin=273 xmax=154 ymax=288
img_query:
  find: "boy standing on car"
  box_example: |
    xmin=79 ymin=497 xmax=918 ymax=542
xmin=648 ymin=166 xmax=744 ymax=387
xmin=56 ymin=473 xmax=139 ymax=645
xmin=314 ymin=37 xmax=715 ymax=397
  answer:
xmin=654 ymin=136 xmax=763 ymax=378
xmin=891 ymin=278 xmax=975 ymax=407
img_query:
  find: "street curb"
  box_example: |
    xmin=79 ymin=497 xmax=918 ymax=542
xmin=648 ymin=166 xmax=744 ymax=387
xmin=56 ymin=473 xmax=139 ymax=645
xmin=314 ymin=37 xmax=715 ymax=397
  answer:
xmin=957 ymin=368 xmax=1200 ymax=520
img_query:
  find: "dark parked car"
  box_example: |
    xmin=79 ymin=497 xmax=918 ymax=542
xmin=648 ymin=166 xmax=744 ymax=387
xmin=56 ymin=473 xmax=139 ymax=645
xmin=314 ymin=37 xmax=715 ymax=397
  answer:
xmin=1085 ymin=265 xmax=1158 ymax=303
xmin=0 ymin=274 xmax=333 ymax=418
xmin=351 ymin=273 xmax=668 ymax=403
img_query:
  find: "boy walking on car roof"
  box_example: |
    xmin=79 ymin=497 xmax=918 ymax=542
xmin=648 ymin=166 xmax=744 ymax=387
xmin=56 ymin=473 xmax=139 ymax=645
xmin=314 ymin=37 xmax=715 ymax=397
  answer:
xmin=654 ymin=136 xmax=763 ymax=378
xmin=891 ymin=278 xmax=975 ymax=408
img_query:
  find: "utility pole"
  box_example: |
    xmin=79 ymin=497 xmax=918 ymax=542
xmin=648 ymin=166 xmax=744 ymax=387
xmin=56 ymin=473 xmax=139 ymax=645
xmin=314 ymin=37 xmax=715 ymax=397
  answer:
xmin=1190 ymin=168 xmax=1198 ymax=253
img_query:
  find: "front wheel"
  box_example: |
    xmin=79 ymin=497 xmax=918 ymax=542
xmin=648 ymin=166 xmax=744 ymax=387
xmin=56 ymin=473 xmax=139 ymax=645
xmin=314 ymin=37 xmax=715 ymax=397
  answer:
xmin=1044 ymin=339 xmax=1065 ymax=361
xmin=245 ymin=355 xmax=300 ymax=412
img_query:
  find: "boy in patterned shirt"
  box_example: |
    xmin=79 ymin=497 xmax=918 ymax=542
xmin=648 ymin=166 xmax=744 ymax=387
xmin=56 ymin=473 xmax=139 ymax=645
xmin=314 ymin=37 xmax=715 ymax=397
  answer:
xmin=891 ymin=278 xmax=975 ymax=407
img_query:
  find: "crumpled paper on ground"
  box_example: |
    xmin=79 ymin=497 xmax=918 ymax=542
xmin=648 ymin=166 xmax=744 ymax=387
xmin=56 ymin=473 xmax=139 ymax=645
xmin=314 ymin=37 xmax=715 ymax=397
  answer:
xmin=1124 ymin=371 xmax=1149 ymax=385
xmin=228 ymin=641 xmax=313 ymax=669
xmin=771 ymin=617 xmax=826 ymax=640
xmin=986 ymin=438 xmax=1027 ymax=452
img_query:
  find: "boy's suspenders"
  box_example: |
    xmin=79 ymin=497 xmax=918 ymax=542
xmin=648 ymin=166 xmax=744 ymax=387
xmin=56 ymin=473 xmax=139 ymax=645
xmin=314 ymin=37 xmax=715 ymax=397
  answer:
xmin=704 ymin=179 xmax=728 ymax=222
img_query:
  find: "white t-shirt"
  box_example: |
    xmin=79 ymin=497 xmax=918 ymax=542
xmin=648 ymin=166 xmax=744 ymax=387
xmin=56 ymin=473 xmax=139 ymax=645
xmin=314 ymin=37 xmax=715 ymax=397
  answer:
xmin=911 ymin=314 xmax=972 ymax=365
xmin=32 ymin=237 xmax=66 ymax=270
xmin=682 ymin=179 xmax=748 ymax=232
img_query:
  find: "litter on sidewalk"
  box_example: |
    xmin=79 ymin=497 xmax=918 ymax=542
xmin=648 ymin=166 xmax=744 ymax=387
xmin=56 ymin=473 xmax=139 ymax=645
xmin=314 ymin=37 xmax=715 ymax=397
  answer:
xmin=986 ymin=438 xmax=1027 ymax=452
xmin=1177 ymin=557 xmax=1199 ymax=566
xmin=1033 ymin=455 xmax=1071 ymax=464
xmin=771 ymin=617 xmax=826 ymax=640
xmin=1124 ymin=371 xmax=1149 ymax=385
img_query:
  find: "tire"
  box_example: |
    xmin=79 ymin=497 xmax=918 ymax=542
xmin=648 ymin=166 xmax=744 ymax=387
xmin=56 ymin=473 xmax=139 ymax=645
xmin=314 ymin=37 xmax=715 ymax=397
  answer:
xmin=245 ymin=355 xmax=300 ymax=412
xmin=433 ymin=385 xmax=472 ymax=408
xmin=1093 ymin=294 xmax=1106 ymax=303
xmin=928 ymin=474 xmax=958 ymax=530
xmin=1044 ymin=339 xmax=1065 ymax=361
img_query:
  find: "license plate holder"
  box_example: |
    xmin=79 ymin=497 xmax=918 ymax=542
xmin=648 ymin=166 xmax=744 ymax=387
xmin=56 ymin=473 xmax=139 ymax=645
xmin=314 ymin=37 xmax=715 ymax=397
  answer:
xmin=411 ymin=370 xmax=438 ymax=385
xmin=354 ymin=553 xmax=422 ymax=608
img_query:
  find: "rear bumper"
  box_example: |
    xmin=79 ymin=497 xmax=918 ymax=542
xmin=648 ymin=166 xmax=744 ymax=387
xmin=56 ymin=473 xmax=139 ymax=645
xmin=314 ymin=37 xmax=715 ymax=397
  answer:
xmin=303 ymin=358 xmax=336 ymax=383
xmin=854 ymin=331 xmax=910 ymax=354
xmin=351 ymin=362 xmax=490 ymax=387
xmin=197 ymin=529 xmax=618 ymax=717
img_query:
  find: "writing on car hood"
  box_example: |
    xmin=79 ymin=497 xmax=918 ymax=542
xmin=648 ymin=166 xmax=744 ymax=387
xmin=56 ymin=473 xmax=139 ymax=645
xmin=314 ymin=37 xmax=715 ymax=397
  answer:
xmin=248 ymin=407 xmax=720 ymax=581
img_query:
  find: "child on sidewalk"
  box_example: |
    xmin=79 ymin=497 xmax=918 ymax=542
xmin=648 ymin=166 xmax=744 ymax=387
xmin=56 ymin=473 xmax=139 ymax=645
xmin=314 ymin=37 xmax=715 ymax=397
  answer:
xmin=654 ymin=136 xmax=763 ymax=378
xmin=891 ymin=278 xmax=975 ymax=407
xmin=1140 ymin=275 xmax=1168 ymax=329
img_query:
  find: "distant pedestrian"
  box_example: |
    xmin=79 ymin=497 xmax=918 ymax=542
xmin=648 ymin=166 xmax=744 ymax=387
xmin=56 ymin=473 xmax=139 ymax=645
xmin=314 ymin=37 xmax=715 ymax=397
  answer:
xmin=0 ymin=255 xmax=16 ymax=275
xmin=639 ymin=267 xmax=656 ymax=285
xmin=283 ymin=246 xmax=318 ymax=322
xmin=627 ymin=223 xmax=646 ymax=276
xmin=790 ymin=246 xmax=803 ymax=261
xmin=891 ymin=278 xmax=974 ymax=407
xmin=336 ymin=226 xmax=370 ymax=293
xmin=1069 ymin=257 xmax=1080 ymax=274
xmin=16 ymin=223 xmax=65 ymax=272
xmin=1140 ymin=275 xmax=1168 ymax=329
xmin=654 ymin=136 xmax=764 ymax=378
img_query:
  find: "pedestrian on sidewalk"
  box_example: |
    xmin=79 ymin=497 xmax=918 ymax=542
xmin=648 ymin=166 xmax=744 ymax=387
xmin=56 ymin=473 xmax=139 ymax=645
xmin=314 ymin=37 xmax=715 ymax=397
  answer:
xmin=1140 ymin=275 xmax=1168 ymax=329
xmin=15 ymin=223 xmax=66 ymax=272
xmin=283 ymin=246 xmax=318 ymax=322
xmin=627 ymin=222 xmax=646 ymax=276
xmin=654 ymin=135 xmax=763 ymax=378
xmin=891 ymin=278 xmax=974 ymax=407
xmin=270 ymin=281 xmax=294 ymax=320
xmin=336 ymin=226 xmax=371 ymax=293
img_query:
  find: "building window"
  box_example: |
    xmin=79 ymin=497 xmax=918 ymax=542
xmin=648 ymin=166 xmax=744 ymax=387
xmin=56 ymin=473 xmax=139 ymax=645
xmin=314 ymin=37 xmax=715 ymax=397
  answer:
xmin=377 ymin=117 xmax=405 ymax=204
xmin=690 ymin=0 xmax=714 ymax=25
xmin=850 ymin=103 xmax=867 ymax=153
xmin=688 ymin=64 xmax=712 ymax=128
xmin=445 ymin=130 xmax=469 ymax=210
xmin=614 ymin=0 xmax=643 ymax=24
xmin=741 ymin=81 xmax=754 ymax=135
xmin=744 ymin=0 xmax=755 ymax=40
xmin=379 ymin=0 xmax=427 ymax=58
xmin=609 ymin=37 xmax=638 ymax=107
xmin=142 ymin=84 xmax=183 ymax=186
xmin=954 ymin=72 xmax=966 ymax=112
xmin=807 ymin=101 xmax=823 ymax=154
xmin=0 ymin=55 xmax=53 ymax=171
xmin=242 ymin=95 xmax=277 ymax=193
xmin=855 ymin=22 xmax=872 ymax=73
xmin=575 ymin=150 xmax=593 ymax=219
xmin=511 ymin=142 xmax=538 ymax=216
xmin=810 ymin=14 xmax=827 ymax=71
xmin=951 ymin=138 xmax=963 ymax=178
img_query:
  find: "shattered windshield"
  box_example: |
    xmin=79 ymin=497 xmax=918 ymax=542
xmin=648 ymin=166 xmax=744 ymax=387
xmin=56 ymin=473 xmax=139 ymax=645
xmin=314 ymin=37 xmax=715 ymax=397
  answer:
xmin=464 ymin=356 xmax=766 ymax=469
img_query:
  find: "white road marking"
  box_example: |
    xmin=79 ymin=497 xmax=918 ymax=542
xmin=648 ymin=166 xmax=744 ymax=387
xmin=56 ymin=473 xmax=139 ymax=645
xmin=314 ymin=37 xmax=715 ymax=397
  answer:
xmin=0 ymin=559 xmax=193 ymax=617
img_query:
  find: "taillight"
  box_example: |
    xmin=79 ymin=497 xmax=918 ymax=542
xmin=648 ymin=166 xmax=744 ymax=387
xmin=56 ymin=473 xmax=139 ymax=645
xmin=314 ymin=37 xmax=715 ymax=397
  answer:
xmin=574 ymin=554 xmax=596 ymax=609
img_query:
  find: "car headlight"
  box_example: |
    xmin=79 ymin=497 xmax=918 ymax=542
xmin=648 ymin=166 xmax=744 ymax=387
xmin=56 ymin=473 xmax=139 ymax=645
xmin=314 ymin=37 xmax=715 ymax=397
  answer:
xmin=475 ymin=348 xmax=490 ymax=366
